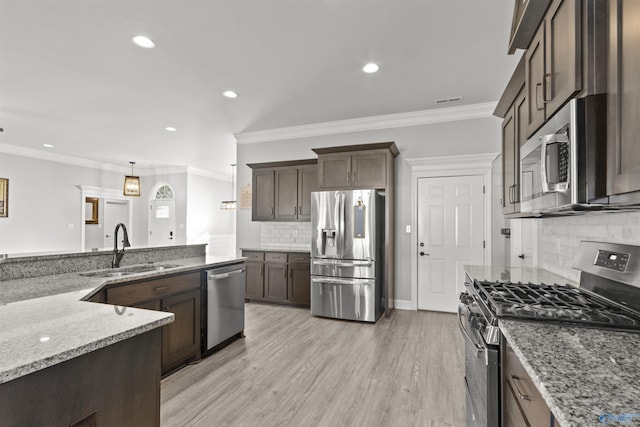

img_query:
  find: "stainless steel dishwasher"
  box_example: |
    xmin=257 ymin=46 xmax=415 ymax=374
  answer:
xmin=203 ymin=262 xmax=246 ymax=354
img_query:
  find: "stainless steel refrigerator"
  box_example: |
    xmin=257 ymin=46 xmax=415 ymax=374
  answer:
xmin=310 ymin=189 xmax=384 ymax=322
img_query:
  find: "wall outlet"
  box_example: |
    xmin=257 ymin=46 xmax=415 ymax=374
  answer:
xmin=405 ymin=225 xmax=411 ymax=233
xmin=67 ymin=223 xmax=75 ymax=230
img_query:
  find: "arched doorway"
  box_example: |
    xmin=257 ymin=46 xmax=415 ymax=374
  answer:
xmin=148 ymin=183 xmax=176 ymax=246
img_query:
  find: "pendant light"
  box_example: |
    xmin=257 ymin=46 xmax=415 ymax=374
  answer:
xmin=221 ymin=164 xmax=237 ymax=210
xmin=123 ymin=161 xmax=141 ymax=197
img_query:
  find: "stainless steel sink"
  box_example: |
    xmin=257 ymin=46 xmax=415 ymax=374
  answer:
xmin=79 ymin=270 xmax=137 ymax=278
xmin=121 ymin=264 xmax=182 ymax=273
xmin=79 ymin=264 xmax=183 ymax=278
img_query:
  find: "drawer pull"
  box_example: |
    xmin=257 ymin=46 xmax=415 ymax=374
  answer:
xmin=511 ymin=375 xmax=532 ymax=401
xmin=153 ymin=286 xmax=168 ymax=292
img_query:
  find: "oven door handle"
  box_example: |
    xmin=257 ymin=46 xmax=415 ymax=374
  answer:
xmin=458 ymin=303 xmax=486 ymax=359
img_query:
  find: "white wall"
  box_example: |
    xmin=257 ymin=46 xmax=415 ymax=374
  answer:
xmin=186 ymin=173 xmax=236 ymax=256
xmin=0 ymin=153 xmax=125 ymax=254
xmin=236 ymin=116 xmax=502 ymax=304
xmin=0 ymin=153 xmax=232 ymax=256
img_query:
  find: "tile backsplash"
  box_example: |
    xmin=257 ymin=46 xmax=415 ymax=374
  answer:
xmin=260 ymin=222 xmax=311 ymax=249
xmin=538 ymin=211 xmax=640 ymax=282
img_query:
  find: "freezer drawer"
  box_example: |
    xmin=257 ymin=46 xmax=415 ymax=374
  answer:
xmin=311 ymin=258 xmax=376 ymax=279
xmin=310 ymin=276 xmax=382 ymax=322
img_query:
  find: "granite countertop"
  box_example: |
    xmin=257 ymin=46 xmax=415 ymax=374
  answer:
xmin=0 ymin=254 xmax=244 ymax=385
xmin=500 ymin=320 xmax=640 ymax=427
xmin=464 ymin=265 xmax=579 ymax=287
xmin=241 ymin=246 xmax=310 ymax=254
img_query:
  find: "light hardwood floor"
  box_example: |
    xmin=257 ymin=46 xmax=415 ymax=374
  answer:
xmin=161 ymin=303 xmax=466 ymax=427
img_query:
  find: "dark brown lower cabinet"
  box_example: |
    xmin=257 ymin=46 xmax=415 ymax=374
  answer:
xmin=245 ymin=261 xmax=265 ymax=299
xmin=265 ymin=262 xmax=288 ymax=300
xmin=106 ymin=271 xmax=202 ymax=375
xmin=161 ymin=289 xmax=201 ymax=373
xmin=288 ymin=261 xmax=311 ymax=304
xmin=503 ymin=340 xmax=556 ymax=426
xmin=0 ymin=329 xmax=161 ymax=427
xmin=242 ymin=250 xmax=310 ymax=306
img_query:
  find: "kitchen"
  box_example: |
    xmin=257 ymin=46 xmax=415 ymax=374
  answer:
xmin=2 ymin=1 xmax=640 ymax=426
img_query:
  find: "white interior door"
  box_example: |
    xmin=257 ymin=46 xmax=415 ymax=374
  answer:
xmin=417 ymin=175 xmax=485 ymax=312
xmin=103 ymin=199 xmax=130 ymax=249
xmin=149 ymin=199 xmax=175 ymax=246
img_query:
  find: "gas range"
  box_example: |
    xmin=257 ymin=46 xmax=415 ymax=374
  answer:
xmin=459 ymin=241 xmax=640 ymax=427
xmin=463 ymin=242 xmax=640 ymax=346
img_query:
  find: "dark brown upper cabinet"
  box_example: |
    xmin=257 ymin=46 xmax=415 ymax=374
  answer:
xmin=525 ymin=0 xmax=582 ymax=137
xmin=607 ymin=0 xmax=640 ymax=199
xmin=313 ymin=142 xmax=398 ymax=190
xmin=502 ymin=104 xmax=517 ymax=214
xmin=508 ymin=0 xmax=552 ymax=54
xmin=248 ymin=159 xmax=317 ymax=222
xmin=252 ymin=169 xmax=276 ymax=221
xmin=495 ymin=56 xmax=527 ymax=216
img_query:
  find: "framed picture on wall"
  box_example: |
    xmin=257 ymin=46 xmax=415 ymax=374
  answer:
xmin=0 ymin=178 xmax=8 ymax=218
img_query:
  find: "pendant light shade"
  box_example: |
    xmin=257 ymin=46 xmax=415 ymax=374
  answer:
xmin=123 ymin=161 xmax=141 ymax=197
xmin=220 ymin=164 xmax=237 ymax=210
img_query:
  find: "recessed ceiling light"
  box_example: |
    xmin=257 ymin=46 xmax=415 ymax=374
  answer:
xmin=363 ymin=63 xmax=380 ymax=74
xmin=165 ymin=126 xmax=177 ymax=132
xmin=39 ymin=336 xmax=50 ymax=342
xmin=42 ymin=144 xmax=54 ymax=148
xmin=222 ymin=90 xmax=238 ymax=99
xmin=132 ymin=35 xmax=155 ymax=49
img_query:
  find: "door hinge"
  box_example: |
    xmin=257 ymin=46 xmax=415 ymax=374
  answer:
xmin=483 ymin=185 xmax=486 ymax=194
xmin=483 ymin=240 xmax=486 ymax=249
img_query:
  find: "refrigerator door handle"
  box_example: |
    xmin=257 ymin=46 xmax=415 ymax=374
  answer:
xmin=311 ymin=277 xmax=373 ymax=286
xmin=313 ymin=260 xmax=373 ymax=267
xmin=339 ymin=192 xmax=345 ymax=258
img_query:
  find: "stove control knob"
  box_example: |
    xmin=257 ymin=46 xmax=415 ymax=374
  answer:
xmin=459 ymin=293 xmax=473 ymax=304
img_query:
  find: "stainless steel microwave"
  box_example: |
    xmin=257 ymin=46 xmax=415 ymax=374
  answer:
xmin=520 ymin=95 xmax=607 ymax=214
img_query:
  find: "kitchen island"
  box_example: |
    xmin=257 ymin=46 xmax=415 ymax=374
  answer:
xmin=0 ymin=252 xmax=244 ymax=426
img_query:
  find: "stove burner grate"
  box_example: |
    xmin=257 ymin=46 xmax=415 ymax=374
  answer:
xmin=473 ymin=280 xmax=640 ymax=329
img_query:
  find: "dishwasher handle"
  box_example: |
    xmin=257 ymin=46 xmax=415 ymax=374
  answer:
xmin=208 ymin=268 xmax=246 ymax=280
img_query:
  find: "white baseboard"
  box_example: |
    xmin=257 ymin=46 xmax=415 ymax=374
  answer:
xmin=393 ymin=299 xmax=413 ymax=310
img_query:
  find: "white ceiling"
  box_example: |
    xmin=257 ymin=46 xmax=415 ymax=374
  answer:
xmin=0 ymin=0 xmax=520 ymax=177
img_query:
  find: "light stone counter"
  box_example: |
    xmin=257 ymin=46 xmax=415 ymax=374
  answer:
xmin=500 ymin=320 xmax=640 ymax=427
xmin=0 ymin=254 xmax=244 ymax=384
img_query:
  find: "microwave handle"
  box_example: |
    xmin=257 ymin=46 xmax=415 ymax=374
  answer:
xmin=540 ymin=136 xmax=550 ymax=193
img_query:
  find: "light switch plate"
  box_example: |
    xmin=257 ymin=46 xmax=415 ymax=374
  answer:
xmin=405 ymin=225 xmax=411 ymax=233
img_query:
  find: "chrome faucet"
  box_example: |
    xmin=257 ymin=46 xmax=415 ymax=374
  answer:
xmin=112 ymin=223 xmax=131 ymax=268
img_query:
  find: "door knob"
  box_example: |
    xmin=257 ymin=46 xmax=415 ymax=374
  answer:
xmin=419 ymin=251 xmax=429 ymax=256
xmin=518 ymin=254 xmax=525 ymax=259
xmin=419 ymin=242 xmax=425 ymax=247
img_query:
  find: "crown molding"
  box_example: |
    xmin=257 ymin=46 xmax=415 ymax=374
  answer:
xmin=0 ymin=143 xmax=230 ymax=181
xmin=406 ymin=153 xmax=498 ymax=172
xmin=235 ymin=102 xmax=498 ymax=144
